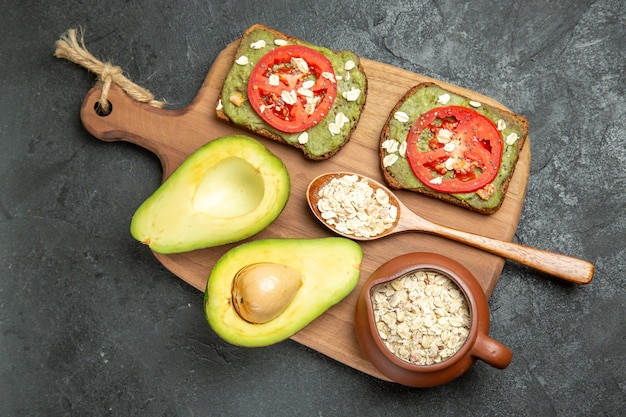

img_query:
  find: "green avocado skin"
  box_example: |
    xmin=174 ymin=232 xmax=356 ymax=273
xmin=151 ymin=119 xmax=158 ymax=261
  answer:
xmin=219 ymin=27 xmax=367 ymax=159
xmin=130 ymin=135 xmax=291 ymax=254
xmin=382 ymin=84 xmax=528 ymax=212
xmin=204 ymin=237 xmax=363 ymax=347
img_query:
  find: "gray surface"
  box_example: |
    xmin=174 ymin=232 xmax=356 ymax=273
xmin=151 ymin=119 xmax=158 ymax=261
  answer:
xmin=1 ymin=0 xmax=624 ymax=416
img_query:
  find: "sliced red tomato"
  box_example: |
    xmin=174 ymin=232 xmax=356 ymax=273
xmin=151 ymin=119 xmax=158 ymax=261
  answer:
xmin=406 ymin=106 xmax=503 ymax=193
xmin=247 ymin=45 xmax=337 ymax=133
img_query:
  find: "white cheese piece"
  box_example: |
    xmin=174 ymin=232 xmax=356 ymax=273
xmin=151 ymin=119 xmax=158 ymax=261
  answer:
xmin=274 ymin=39 xmax=288 ymax=46
xmin=216 ymin=99 xmax=223 ymax=111
xmin=235 ymin=55 xmax=249 ymax=65
xmin=304 ymin=96 xmax=320 ymax=114
xmin=469 ymin=100 xmax=482 ymax=107
xmin=497 ymin=119 xmax=506 ymax=131
xmin=506 ymin=132 xmax=519 ymax=145
xmin=321 ymin=72 xmax=336 ymax=83
xmin=342 ymin=88 xmax=361 ymax=102
xmin=437 ymin=128 xmax=454 ymax=143
xmin=438 ymin=94 xmax=451 ymax=104
xmin=328 ymin=124 xmax=341 ymax=135
xmin=394 ymin=111 xmax=410 ymax=123
xmin=298 ymin=132 xmax=309 ymax=144
xmin=337 ymin=112 xmax=350 ymax=124
xmin=429 ymin=177 xmax=443 ymax=185
xmin=444 ymin=157 xmax=455 ymax=171
xmin=298 ymin=87 xmax=314 ymax=97
xmin=281 ymin=90 xmax=297 ymax=105
xmin=383 ymin=154 xmax=399 ymax=167
xmin=399 ymin=141 xmax=407 ymax=157
xmin=328 ymin=112 xmax=349 ymax=135
xmin=344 ymin=60 xmax=356 ymax=71
xmin=250 ymin=40 xmax=266 ymax=49
xmin=268 ymin=74 xmax=280 ymax=86
xmin=291 ymin=57 xmax=309 ymax=73
xmin=381 ymin=139 xmax=399 ymax=153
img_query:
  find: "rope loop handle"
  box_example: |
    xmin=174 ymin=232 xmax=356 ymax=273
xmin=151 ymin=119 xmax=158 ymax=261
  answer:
xmin=54 ymin=28 xmax=166 ymax=114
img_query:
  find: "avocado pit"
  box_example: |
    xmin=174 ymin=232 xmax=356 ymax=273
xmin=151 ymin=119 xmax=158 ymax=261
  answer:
xmin=231 ymin=262 xmax=302 ymax=324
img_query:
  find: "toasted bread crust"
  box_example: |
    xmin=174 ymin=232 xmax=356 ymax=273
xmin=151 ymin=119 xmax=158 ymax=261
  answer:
xmin=380 ymin=82 xmax=528 ymax=214
xmin=216 ymin=24 xmax=368 ymax=160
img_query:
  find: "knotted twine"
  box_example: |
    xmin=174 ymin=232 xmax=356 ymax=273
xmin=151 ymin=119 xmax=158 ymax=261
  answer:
xmin=54 ymin=28 xmax=166 ymax=114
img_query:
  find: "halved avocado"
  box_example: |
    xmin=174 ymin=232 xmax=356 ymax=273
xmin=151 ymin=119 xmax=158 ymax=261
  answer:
xmin=205 ymin=237 xmax=363 ymax=347
xmin=130 ymin=135 xmax=290 ymax=254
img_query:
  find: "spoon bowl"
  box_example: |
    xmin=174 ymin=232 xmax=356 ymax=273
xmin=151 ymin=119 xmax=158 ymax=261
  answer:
xmin=307 ymin=172 xmax=594 ymax=285
xmin=307 ymin=172 xmax=402 ymax=240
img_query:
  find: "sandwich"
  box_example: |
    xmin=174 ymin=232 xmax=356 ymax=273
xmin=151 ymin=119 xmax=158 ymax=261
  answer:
xmin=380 ymin=82 xmax=528 ymax=214
xmin=217 ymin=24 xmax=368 ymax=160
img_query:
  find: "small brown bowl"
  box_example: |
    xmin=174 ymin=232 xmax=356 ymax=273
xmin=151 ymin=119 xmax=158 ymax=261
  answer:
xmin=355 ymin=252 xmax=512 ymax=387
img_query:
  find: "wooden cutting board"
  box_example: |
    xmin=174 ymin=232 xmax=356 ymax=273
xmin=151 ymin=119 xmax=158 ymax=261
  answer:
xmin=80 ymin=40 xmax=530 ymax=381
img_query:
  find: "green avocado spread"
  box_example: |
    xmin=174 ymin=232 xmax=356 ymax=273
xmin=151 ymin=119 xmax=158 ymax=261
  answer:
xmin=219 ymin=28 xmax=367 ymax=159
xmin=383 ymin=84 xmax=527 ymax=212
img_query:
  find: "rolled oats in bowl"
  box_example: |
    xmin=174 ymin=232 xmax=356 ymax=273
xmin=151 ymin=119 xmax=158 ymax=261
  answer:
xmin=355 ymin=252 xmax=512 ymax=387
xmin=371 ymin=269 xmax=471 ymax=366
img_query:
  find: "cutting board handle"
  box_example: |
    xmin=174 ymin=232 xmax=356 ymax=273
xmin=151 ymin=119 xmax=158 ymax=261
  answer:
xmin=80 ymin=84 xmax=222 ymax=180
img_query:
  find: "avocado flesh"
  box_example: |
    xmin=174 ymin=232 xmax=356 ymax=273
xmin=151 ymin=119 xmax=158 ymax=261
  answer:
xmin=205 ymin=238 xmax=363 ymax=347
xmin=130 ymin=135 xmax=290 ymax=254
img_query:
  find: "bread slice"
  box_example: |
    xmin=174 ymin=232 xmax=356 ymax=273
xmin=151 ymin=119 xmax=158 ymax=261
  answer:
xmin=216 ymin=24 xmax=368 ymax=160
xmin=380 ymin=82 xmax=528 ymax=214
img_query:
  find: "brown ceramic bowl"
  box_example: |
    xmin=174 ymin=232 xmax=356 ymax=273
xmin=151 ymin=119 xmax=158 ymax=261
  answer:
xmin=355 ymin=252 xmax=512 ymax=387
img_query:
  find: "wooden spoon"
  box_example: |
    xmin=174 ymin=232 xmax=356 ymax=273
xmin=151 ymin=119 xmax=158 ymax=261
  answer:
xmin=307 ymin=172 xmax=594 ymax=285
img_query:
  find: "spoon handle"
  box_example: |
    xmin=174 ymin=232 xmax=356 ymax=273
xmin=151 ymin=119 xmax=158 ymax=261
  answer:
xmin=422 ymin=223 xmax=594 ymax=284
